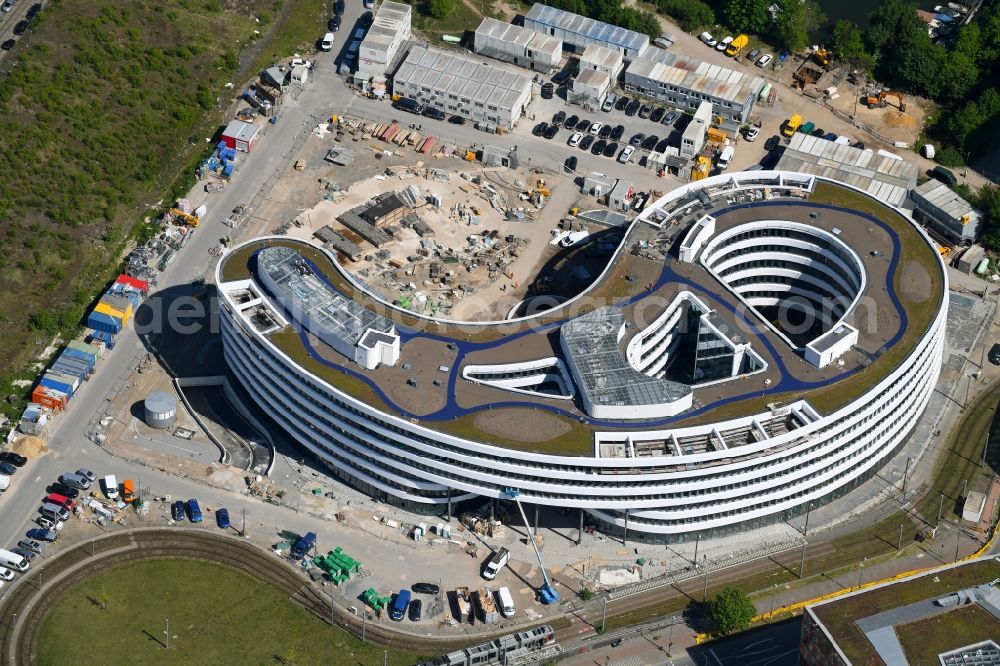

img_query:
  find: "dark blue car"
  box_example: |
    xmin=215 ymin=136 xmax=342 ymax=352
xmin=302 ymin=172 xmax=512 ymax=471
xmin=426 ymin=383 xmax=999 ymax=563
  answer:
xmin=216 ymin=508 xmax=230 ymax=529
xmin=186 ymin=499 xmax=203 ymax=523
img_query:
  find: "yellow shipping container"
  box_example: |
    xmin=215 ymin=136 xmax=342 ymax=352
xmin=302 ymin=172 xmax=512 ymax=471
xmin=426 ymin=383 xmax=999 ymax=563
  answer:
xmin=95 ymin=301 xmax=131 ymax=325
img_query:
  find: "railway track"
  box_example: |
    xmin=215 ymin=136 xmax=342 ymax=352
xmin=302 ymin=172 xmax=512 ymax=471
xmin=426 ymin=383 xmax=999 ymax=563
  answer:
xmin=0 ymin=528 xmax=523 ymax=663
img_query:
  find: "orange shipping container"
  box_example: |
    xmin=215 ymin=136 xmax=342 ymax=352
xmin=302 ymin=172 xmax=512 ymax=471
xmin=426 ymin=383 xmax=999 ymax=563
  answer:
xmin=32 ymin=385 xmax=67 ymax=411
xmin=123 ymin=479 xmax=135 ymax=502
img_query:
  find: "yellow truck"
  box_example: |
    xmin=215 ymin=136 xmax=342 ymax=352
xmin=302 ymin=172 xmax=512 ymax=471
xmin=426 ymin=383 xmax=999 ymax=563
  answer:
xmin=725 ymin=34 xmax=749 ymax=57
xmin=782 ymin=114 xmax=803 ymax=137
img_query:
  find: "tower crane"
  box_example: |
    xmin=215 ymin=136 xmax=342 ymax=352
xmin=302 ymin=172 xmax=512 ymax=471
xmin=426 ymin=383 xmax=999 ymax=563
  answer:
xmin=505 ymin=488 xmax=559 ymax=604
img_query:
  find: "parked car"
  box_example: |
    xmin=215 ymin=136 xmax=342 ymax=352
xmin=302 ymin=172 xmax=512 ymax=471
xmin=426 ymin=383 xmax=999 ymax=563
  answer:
xmin=0 ymin=0 xmax=15 ymax=13
xmin=76 ymin=469 xmax=97 ymax=483
xmin=17 ymin=540 xmax=41 ymax=555
xmin=13 ymin=20 xmax=28 ymax=36
xmin=638 ymin=104 xmax=652 ymax=119
xmin=0 ymin=568 xmax=13 ymax=581
xmin=408 ymin=598 xmax=422 ymax=621
xmin=171 ymin=501 xmax=185 ymax=521
xmin=579 ymin=134 xmax=594 ymax=150
xmin=448 ymin=115 xmax=466 ymax=125
xmin=610 ymin=125 xmax=625 ymax=141
xmin=0 ymin=452 xmax=27 ymax=467
xmin=0 ymin=463 xmax=16 ymax=475
xmin=216 ymin=508 xmax=231 ymax=529
xmin=602 ymin=141 xmax=618 ymax=158
xmin=393 ymin=97 xmax=421 ymax=114
xmin=930 ymin=165 xmax=957 ymax=186
xmin=328 ymin=15 xmax=341 ymax=31
xmin=532 ymin=122 xmax=548 ymax=137
xmin=618 ymin=146 xmax=636 ymax=163
xmin=186 ymin=499 xmax=203 ymax=523
xmin=563 ymin=114 xmax=579 ymax=129
xmin=543 ymin=124 xmax=559 ymax=139
xmin=575 ymin=118 xmax=590 ymax=131
xmin=27 ymin=2 xmax=40 ymax=19
xmin=334 ymin=0 xmax=345 ymax=14
xmin=47 ymin=483 xmax=78 ymax=499
xmin=564 ymin=156 xmax=578 ymax=173
xmin=320 ymin=32 xmax=334 ymax=51
xmin=756 ymin=54 xmax=773 ymax=68
xmin=591 ymin=139 xmax=607 ymax=155
xmin=360 ymin=10 xmax=373 ymax=26
xmin=615 ymin=96 xmax=630 ymax=111
xmin=641 ymin=135 xmax=659 ymax=150
xmin=421 ymin=106 xmax=445 ymax=121
xmin=989 ymin=343 xmax=1000 ymax=365
xmin=588 ymin=122 xmax=603 ymax=135
xmin=568 ymin=132 xmax=582 ymax=147
xmin=412 ymin=582 xmax=440 ymax=595
xmin=625 ymin=100 xmax=640 ymax=116
xmin=598 ymin=124 xmax=612 ymax=139
xmin=552 ymin=111 xmax=566 ymax=126
xmin=540 ymin=82 xmax=554 ymax=99
xmin=649 ymin=107 xmax=665 ymax=123
xmin=35 ymin=515 xmax=62 ymax=530
xmin=764 ymin=135 xmax=781 ymax=151
xmin=811 ymin=128 xmax=825 ymax=137
xmin=552 ymin=68 xmax=572 ymax=85
xmin=661 ymin=111 xmax=678 ymax=126
xmin=26 ymin=529 xmax=57 ymax=542
xmin=747 ymin=48 xmax=762 ymax=62
xmin=10 ymin=548 xmax=36 ymax=562
xmin=655 ymin=138 xmax=671 ymax=152
xmin=745 ymin=127 xmax=760 ymax=142
xmin=0 ymin=39 xmax=14 ymax=52
xmin=717 ymin=36 xmax=733 ymax=52
xmin=601 ymin=94 xmax=616 ymax=112
xmin=629 ymin=133 xmax=645 ymax=146
xmin=699 ymin=32 xmax=717 ymax=47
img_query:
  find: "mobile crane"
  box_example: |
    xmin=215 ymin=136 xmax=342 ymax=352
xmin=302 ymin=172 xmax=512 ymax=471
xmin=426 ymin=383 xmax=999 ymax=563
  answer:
xmin=505 ymin=488 xmax=559 ymax=604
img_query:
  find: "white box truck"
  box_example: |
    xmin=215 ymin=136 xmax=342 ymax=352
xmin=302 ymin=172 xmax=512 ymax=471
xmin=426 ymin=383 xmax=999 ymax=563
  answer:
xmin=497 ymin=586 xmax=516 ymax=618
xmin=0 ymin=548 xmax=29 ymax=572
xmin=103 ymin=474 xmax=119 ymax=500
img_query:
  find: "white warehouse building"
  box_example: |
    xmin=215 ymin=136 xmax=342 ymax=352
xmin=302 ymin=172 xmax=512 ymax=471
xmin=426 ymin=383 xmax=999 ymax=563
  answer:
xmin=623 ymin=49 xmax=765 ymax=129
xmin=523 ymin=3 xmax=649 ymax=60
xmin=392 ymin=45 xmax=533 ymax=129
xmin=580 ymin=44 xmax=624 ymax=81
xmin=356 ymin=0 xmax=412 ymax=79
xmin=218 ymin=173 xmax=946 ymax=542
xmin=474 ymin=17 xmax=561 ymax=72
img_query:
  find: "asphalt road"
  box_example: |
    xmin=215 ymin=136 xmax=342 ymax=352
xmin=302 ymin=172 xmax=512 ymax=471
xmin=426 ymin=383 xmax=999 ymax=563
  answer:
xmin=691 ymin=619 xmax=802 ymax=666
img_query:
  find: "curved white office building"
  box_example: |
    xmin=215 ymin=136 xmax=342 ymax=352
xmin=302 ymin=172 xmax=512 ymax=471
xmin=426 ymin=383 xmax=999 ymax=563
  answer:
xmin=216 ymin=172 xmax=947 ymax=541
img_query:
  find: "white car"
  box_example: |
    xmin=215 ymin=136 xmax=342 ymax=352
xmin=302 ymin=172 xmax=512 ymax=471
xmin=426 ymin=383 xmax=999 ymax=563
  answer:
xmin=320 ymin=32 xmax=335 ymax=51
xmin=617 ymin=146 xmax=636 ymax=164
xmin=745 ymin=127 xmax=760 ymax=142
xmin=0 ymin=567 xmax=13 ymax=581
xmin=568 ymin=132 xmax=583 ymax=147
xmin=756 ymin=54 xmax=773 ymax=68
xmin=700 ymin=31 xmax=717 ymax=47
xmin=717 ymin=36 xmax=733 ymax=52
xmin=588 ymin=122 xmax=603 ymax=135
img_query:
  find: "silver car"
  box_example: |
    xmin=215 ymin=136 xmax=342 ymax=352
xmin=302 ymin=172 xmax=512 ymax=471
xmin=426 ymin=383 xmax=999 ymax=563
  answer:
xmin=76 ymin=468 xmax=97 ymax=483
xmin=17 ymin=539 xmax=41 ymax=554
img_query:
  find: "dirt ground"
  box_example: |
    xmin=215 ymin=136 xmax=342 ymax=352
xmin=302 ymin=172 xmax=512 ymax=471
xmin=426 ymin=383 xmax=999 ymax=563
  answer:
xmin=281 ymin=160 xmax=600 ymax=321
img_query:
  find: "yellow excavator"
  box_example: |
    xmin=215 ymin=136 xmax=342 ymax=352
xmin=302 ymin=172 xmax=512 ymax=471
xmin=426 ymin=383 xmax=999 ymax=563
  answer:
xmin=169 ymin=208 xmax=200 ymax=226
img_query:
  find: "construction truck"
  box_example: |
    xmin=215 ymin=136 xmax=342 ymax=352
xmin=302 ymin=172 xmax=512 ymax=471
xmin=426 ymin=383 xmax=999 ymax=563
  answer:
xmin=169 ymin=208 xmax=200 ymax=227
xmin=864 ymin=90 xmax=906 ymax=112
xmin=782 ymin=114 xmax=803 ymax=137
xmin=690 ymin=155 xmax=712 ymax=181
xmin=813 ymin=46 xmax=832 ymax=67
xmin=725 ymin=34 xmax=749 ymax=57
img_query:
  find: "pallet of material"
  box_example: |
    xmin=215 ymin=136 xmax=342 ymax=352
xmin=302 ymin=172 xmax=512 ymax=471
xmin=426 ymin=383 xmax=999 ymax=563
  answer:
xmin=380 ymin=123 xmax=400 ymax=142
xmin=418 ymin=137 xmax=437 ymax=154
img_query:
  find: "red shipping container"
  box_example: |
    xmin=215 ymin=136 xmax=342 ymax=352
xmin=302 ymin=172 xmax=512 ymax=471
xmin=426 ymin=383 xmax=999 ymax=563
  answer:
xmin=115 ymin=274 xmax=149 ymax=293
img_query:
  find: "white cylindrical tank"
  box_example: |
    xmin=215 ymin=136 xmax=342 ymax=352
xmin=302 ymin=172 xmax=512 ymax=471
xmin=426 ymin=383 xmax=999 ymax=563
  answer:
xmin=144 ymin=391 xmax=177 ymax=429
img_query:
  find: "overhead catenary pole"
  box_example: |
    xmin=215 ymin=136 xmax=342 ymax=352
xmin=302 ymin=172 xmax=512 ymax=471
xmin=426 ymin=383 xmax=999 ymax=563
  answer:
xmin=803 ymin=502 xmax=813 ymax=536
xmin=902 ymin=457 xmax=913 ymax=497
xmin=601 ymin=596 xmax=608 ymax=633
xmin=937 ymin=492 xmax=946 ymax=527
xmin=693 ymin=533 xmax=701 ymax=566
xmin=898 ymin=524 xmax=905 ymax=550
xmin=799 ymin=541 xmax=807 ymax=579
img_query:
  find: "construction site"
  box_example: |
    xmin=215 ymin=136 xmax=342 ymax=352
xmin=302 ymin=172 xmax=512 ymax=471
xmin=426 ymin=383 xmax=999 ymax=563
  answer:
xmin=276 ymin=119 xmax=625 ymax=322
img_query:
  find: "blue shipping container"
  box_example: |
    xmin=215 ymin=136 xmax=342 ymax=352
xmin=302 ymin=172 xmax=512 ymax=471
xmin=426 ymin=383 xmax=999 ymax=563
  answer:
xmin=87 ymin=329 xmax=116 ymax=350
xmin=87 ymin=311 xmax=122 ymax=334
xmin=223 ymin=163 xmax=235 ymax=177
xmin=216 ymin=140 xmax=227 ymax=152
xmin=40 ymin=375 xmax=75 ymax=398
xmin=62 ymin=346 xmax=97 ymax=367
xmin=53 ymin=353 xmax=91 ymax=375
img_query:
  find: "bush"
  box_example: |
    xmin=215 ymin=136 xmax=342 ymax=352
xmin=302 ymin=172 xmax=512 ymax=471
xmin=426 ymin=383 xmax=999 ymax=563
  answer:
xmin=427 ymin=0 xmax=457 ymax=19
xmin=709 ymin=587 xmax=756 ymax=635
xmin=579 ymin=588 xmax=594 ymax=601
xmin=655 ymin=0 xmax=715 ymax=32
xmin=935 ymin=145 xmax=966 ymax=167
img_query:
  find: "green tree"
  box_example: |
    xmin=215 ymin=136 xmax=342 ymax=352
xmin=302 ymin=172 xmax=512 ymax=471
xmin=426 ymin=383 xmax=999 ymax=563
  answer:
xmin=656 ymin=0 xmax=715 ymax=32
xmin=709 ymin=587 xmax=756 ymax=635
xmin=830 ymin=20 xmax=871 ymax=70
xmin=723 ymin=0 xmax=770 ymax=35
xmin=772 ymin=0 xmax=824 ymax=53
xmin=939 ymin=51 xmax=979 ymax=102
xmin=426 ymin=0 xmax=456 ymax=19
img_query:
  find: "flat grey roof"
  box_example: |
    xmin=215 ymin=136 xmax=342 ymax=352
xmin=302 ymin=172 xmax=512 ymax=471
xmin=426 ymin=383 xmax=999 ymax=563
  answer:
xmin=809 ymin=325 xmax=855 ymax=353
xmin=525 ymin=3 xmax=649 ymax=53
xmin=257 ymin=246 xmax=393 ymax=345
xmin=561 ymin=307 xmax=690 ymax=409
xmin=914 ymin=179 xmax=982 ymax=222
xmin=394 ymin=45 xmax=532 ymax=110
xmin=625 ymin=50 xmax=765 ymax=106
xmin=777 ymin=133 xmax=919 ymax=207
xmin=581 ymin=44 xmax=622 ymax=69
xmin=475 ymin=17 xmax=561 ymax=58
xmin=574 ymin=68 xmax=609 ymax=88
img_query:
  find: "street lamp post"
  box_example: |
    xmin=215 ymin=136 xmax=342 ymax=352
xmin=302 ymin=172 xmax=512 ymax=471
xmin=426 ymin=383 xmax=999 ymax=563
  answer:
xmin=857 ymin=561 xmax=865 ymax=590
xmin=164 ymin=618 xmax=170 ymax=649
xmin=769 ymin=583 xmax=778 ymax=620
xmin=937 ymin=492 xmax=946 ymax=528
xmin=902 ymin=457 xmax=913 ymax=497
xmin=667 ymin=621 xmax=674 ymax=656
xmin=601 ymin=596 xmax=607 ymax=634
xmin=693 ymin=533 xmax=700 ymax=566
xmin=799 ymin=541 xmax=807 ymax=579
xmin=898 ymin=524 xmax=905 ymax=550
xmin=703 ymin=569 xmax=709 ymax=602
xmin=803 ymin=502 xmax=813 ymax=536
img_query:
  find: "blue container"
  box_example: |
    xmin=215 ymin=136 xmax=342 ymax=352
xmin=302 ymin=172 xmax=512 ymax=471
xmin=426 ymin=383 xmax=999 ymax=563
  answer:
xmin=52 ymin=360 xmax=88 ymax=381
xmin=40 ymin=374 xmax=75 ymax=398
xmin=216 ymin=140 xmax=227 ymax=152
xmin=62 ymin=346 xmax=97 ymax=368
xmin=87 ymin=329 xmax=116 ymax=350
xmin=223 ymin=163 xmax=235 ymax=177
xmin=57 ymin=352 xmax=93 ymax=374
xmin=87 ymin=311 xmax=122 ymax=335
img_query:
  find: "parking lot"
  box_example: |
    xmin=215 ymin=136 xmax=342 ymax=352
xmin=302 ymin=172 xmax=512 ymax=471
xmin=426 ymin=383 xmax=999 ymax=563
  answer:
xmin=0 ymin=1 xmax=43 ymax=58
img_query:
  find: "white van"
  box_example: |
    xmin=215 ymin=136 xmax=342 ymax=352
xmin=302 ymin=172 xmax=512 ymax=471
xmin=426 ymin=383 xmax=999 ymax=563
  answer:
xmin=0 ymin=548 xmax=29 ymax=572
xmin=497 ymin=586 xmax=516 ymax=618
xmin=103 ymin=474 xmax=119 ymax=500
xmin=482 ymin=547 xmax=510 ymax=580
xmin=320 ymin=32 xmax=335 ymax=52
xmin=717 ymin=145 xmax=735 ymax=170
xmin=0 ymin=474 xmax=9 ymax=492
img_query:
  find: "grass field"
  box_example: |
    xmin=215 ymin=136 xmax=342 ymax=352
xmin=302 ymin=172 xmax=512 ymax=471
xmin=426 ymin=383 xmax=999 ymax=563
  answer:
xmin=36 ymin=558 xmax=424 ymax=666
xmin=0 ymin=0 xmax=326 ymax=422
